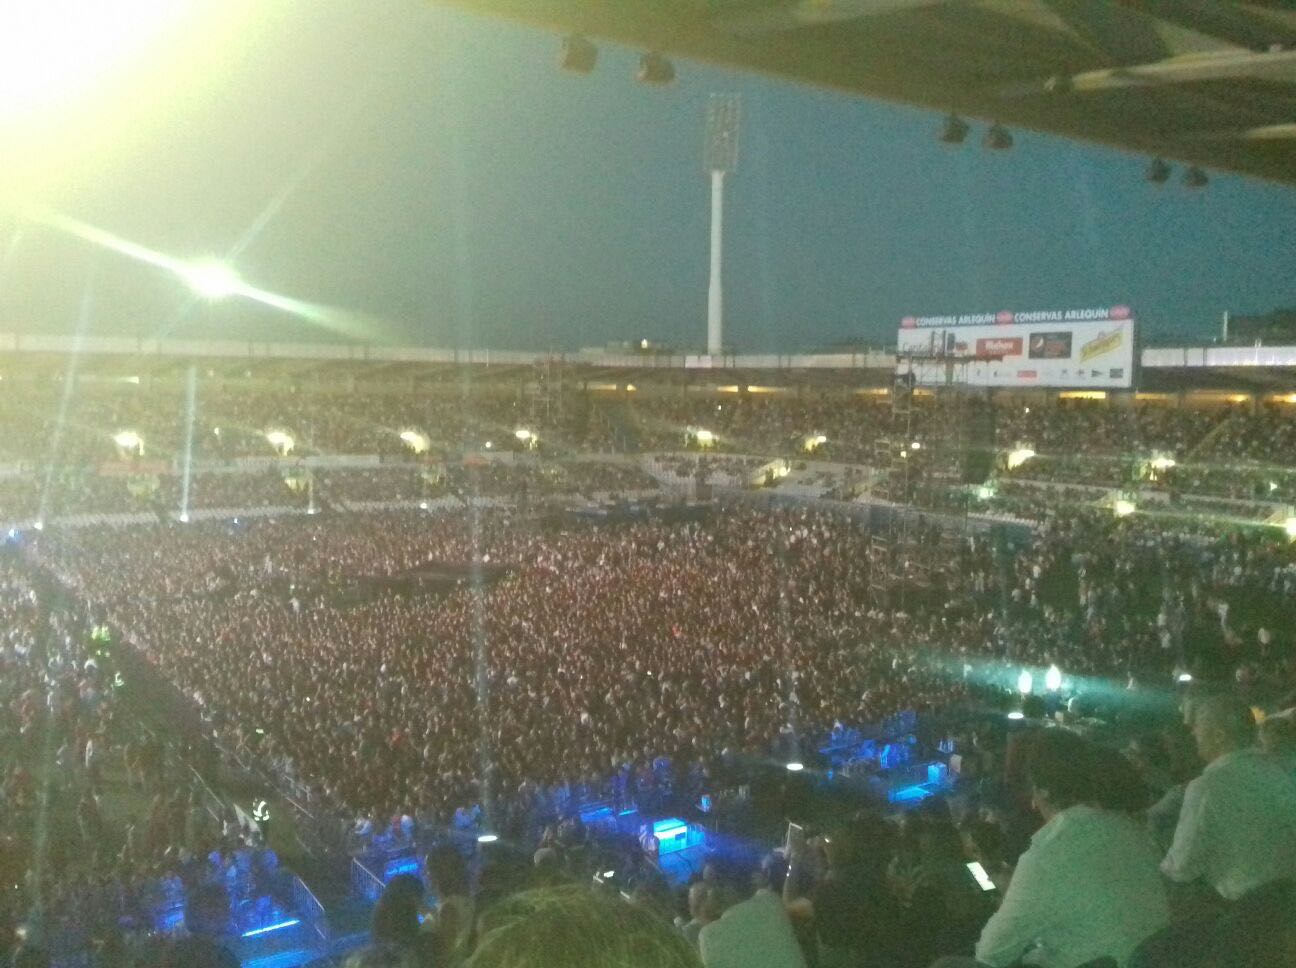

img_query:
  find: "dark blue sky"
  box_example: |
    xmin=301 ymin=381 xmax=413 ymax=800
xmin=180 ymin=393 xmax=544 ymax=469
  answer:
xmin=3 ymin=1 xmax=1295 ymax=353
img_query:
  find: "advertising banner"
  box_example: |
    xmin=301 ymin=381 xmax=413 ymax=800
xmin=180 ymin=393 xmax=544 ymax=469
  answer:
xmin=896 ymin=306 xmax=1135 ymax=388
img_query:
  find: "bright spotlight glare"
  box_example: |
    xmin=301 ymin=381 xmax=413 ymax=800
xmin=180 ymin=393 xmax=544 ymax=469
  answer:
xmin=1113 ymin=498 xmax=1137 ymax=518
xmin=1177 ymin=672 xmax=1193 ymax=683
xmin=785 ymin=761 xmax=804 ymax=772
xmin=399 ymin=430 xmax=429 ymax=454
xmin=0 ymin=0 xmax=200 ymax=121
xmin=183 ymin=260 xmax=242 ymax=299
xmin=1006 ymin=447 xmax=1036 ymax=470
xmin=32 ymin=520 xmax=45 ymax=531
xmin=112 ymin=430 xmax=143 ymax=451
xmin=1284 ymin=517 xmax=1296 ymax=539
xmin=1017 ymin=670 xmax=1034 ymax=695
xmin=514 ymin=428 xmax=534 ymax=442
xmin=1149 ymin=455 xmax=1176 ymax=472
xmin=178 ymin=512 xmax=190 ymax=523
xmin=694 ymin=428 xmax=715 ymax=445
xmin=1006 ymin=710 xmax=1025 ymax=721
xmin=477 ymin=833 xmax=499 ymax=844
xmin=265 ymin=430 xmax=294 ymax=454
xmin=1045 ymin=664 xmax=1062 ymax=692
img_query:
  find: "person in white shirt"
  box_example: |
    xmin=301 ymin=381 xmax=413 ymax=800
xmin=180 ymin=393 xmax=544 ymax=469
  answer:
xmin=699 ymin=883 xmax=806 ymax=968
xmin=939 ymin=729 xmax=1169 ymax=968
xmin=1162 ymin=695 xmax=1296 ymax=901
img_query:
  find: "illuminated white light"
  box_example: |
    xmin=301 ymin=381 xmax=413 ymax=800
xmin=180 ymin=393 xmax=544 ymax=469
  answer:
xmin=1017 ymin=670 xmax=1034 ymax=695
xmin=514 ymin=428 xmax=535 ymax=444
xmin=1006 ymin=447 xmax=1036 ymax=470
xmin=910 ymin=441 xmax=922 ymax=451
xmin=240 ymin=919 xmax=300 ymax=938
xmin=112 ymin=430 xmax=143 ymax=452
xmin=976 ymin=484 xmax=995 ymax=501
xmin=182 ymin=259 xmax=242 ymax=300
xmin=1149 ymin=455 xmax=1176 ymax=472
xmin=264 ymin=430 xmax=294 ymax=455
xmin=1006 ymin=711 xmax=1025 ymax=721
xmin=399 ymin=429 xmax=429 ymax=454
xmin=1177 ymin=672 xmax=1193 ymax=683
xmin=484 ymin=441 xmax=493 ymax=450
xmin=694 ymin=429 xmax=715 ymax=445
xmin=477 ymin=833 xmax=499 ymax=844
xmin=785 ymin=761 xmax=804 ymax=772
xmin=32 ymin=520 xmax=44 ymax=531
xmin=1045 ymin=664 xmax=1062 ymax=692
xmin=0 ymin=0 xmax=201 ymax=121
xmin=1285 ymin=517 xmax=1296 ymax=539
xmin=1113 ymin=498 xmax=1137 ymax=518
xmin=418 ymin=501 xmax=429 ymax=510
xmin=178 ymin=512 xmax=190 ymax=523
xmin=602 ymin=870 xmax=616 ymax=879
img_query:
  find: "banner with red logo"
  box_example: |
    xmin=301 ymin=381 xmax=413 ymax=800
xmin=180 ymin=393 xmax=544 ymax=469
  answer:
xmin=897 ymin=307 xmax=1135 ymax=388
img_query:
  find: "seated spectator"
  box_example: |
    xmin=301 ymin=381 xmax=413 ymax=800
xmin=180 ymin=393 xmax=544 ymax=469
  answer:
xmin=467 ymin=884 xmax=702 ymax=968
xmin=1163 ymin=695 xmax=1296 ymax=902
xmin=699 ymin=862 xmax=807 ymax=968
xmin=939 ymin=729 xmax=1169 ymax=968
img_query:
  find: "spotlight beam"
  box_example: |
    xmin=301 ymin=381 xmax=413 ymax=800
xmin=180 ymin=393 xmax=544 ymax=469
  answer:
xmin=11 ymin=202 xmax=385 ymax=340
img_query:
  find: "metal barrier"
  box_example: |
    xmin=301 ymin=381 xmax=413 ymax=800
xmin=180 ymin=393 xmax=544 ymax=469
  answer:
xmin=292 ymin=874 xmax=330 ymax=952
xmin=351 ymin=857 xmax=386 ymax=905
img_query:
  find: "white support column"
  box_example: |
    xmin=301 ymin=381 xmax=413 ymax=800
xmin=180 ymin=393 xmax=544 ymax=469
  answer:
xmin=707 ymin=169 xmax=725 ymax=357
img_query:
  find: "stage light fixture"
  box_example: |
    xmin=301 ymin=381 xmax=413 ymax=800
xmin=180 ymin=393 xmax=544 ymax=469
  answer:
xmin=182 ymin=259 xmax=241 ymax=300
xmin=560 ymin=34 xmax=597 ymax=74
xmin=637 ymin=52 xmax=675 ymax=86
xmin=983 ymin=124 xmax=1013 ymax=150
xmin=939 ymin=114 xmax=969 ymax=144
xmin=1184 ymin=166 xmax=1208 ymax=189
xmin=1146 ymin=158 xmax=1172 ymax=184
xmin=1045 ymin=664 xmax=1062 ymax=692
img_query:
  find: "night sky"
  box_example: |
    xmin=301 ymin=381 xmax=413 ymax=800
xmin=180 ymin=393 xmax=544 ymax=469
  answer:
xmin=2 ymin=1 xmax=1294 ymax=353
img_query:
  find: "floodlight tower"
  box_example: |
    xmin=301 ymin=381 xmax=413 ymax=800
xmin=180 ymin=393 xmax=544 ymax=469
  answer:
xmin=705 ymin=94 xmax=740 ymax=357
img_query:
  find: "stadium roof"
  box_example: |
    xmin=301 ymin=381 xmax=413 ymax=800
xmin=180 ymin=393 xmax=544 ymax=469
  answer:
xmin=439 ymin=0 xmax=1296 ymax=186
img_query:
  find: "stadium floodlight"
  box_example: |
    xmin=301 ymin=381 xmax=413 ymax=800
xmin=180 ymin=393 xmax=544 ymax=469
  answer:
xmin=1006 ymin=447 xmax=1035 ymax=470
xmin=1114 ymin=498 xmax=1137 ymax=517
xmin=559 ymin=34 xmax=598 ymax=74
xmin=477 ymin=833 xmax=499 ymax=844
xmin=1045 ymin=664 xmax=1063 ymax=692
xmin=785 ymin=761 xmax=804 ymax=772
xmin=1017 ymin=670 xmax=1034 ymax=695
xmin=1183 ymin=166 xmax=1209 ymax=189
xmin=637 ymin=52 xmax=675 ymax=85
xmin=399 ymin=429 xmax=429 ymax=454
xmin=182 ymin=259 xmax=242 ymax=300
xmin=939 ymin=114 xmax=969 ymax=144
xmin=265 ymin=430 xmax=294 ymax=455
xmin=983 ymin=124 xmax=1013 ymax=150
xmin=112 ymin=430 xmax=143 ymax=453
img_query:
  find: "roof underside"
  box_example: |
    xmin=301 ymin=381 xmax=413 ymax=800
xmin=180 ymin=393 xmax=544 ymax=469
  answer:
xmin=437 ymin=0 xmax=1296 ymax=185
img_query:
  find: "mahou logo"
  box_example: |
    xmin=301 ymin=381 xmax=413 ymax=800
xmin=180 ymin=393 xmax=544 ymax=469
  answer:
xmin=995 ymin=310 xmax=1014 ymax=325
xmin=1109 ymin=305 xmax=1131 ymax=320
